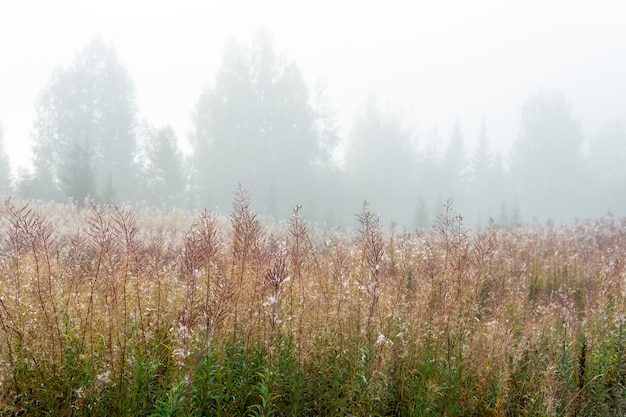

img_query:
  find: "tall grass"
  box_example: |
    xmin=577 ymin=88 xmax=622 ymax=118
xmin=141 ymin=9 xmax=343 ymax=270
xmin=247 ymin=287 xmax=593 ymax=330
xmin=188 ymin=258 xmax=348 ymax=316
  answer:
xmin=0 ymin=195 xmax=624 ymax=416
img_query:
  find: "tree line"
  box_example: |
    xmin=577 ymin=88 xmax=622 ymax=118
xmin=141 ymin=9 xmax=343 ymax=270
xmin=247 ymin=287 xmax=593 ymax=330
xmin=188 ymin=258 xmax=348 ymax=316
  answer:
xmin=0 ymin=33 xmax=624 ymax=228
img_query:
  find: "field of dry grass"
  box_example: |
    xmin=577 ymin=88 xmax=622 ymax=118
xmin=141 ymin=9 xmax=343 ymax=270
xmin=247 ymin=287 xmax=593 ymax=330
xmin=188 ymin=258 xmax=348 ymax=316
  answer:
xmin=0 ymin=190 xmax=624 ymax=416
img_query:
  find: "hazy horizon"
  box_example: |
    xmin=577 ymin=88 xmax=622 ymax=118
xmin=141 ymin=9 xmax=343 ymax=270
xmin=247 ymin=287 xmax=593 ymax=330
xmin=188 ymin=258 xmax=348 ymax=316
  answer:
xmin=2 ymin=0 xmax=626 ymax=175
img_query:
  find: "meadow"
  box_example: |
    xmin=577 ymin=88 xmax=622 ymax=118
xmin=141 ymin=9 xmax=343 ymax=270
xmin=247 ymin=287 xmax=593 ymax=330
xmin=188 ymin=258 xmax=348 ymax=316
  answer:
xmin=0 ymin=190 xmax=624 ymax=416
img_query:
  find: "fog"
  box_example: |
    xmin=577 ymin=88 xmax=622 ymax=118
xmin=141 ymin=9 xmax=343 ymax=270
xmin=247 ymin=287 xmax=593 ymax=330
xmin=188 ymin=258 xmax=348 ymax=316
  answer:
xmin=1 ymin=0 xmax=625 ymax=228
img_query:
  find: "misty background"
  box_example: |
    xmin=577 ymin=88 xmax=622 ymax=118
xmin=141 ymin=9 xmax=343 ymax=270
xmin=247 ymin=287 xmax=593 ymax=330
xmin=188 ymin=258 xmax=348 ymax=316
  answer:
xmin=1 ymin=0 xmax=625 ymax=228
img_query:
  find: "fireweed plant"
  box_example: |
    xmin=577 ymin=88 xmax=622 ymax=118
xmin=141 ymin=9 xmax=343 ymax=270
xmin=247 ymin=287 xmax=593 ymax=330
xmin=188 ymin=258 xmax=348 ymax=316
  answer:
xmin=0 ymin=194 xmax=624 ymax=416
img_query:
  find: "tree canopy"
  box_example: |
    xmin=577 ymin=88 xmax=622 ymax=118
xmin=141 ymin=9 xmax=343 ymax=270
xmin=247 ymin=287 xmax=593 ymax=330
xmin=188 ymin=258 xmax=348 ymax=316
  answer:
xmin=191 ymin=31 xmax=335 ymax=218
xmin=136 ymin=123 xmax=186 ymax=207
xmin=343 ymin=97 xmax=418 ymax=225
xmin=27 ymin=38 xmax=138 ymax=203
xmin=9 ymin=32 xmax=626 ymax=225
xmin=511 ymin=91 xmax=585 ymax=219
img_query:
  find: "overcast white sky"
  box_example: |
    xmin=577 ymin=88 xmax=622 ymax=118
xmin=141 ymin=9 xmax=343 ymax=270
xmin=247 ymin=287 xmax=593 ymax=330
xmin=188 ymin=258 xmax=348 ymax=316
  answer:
xmin=1 ymin=0 xmax=625 ymax=174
